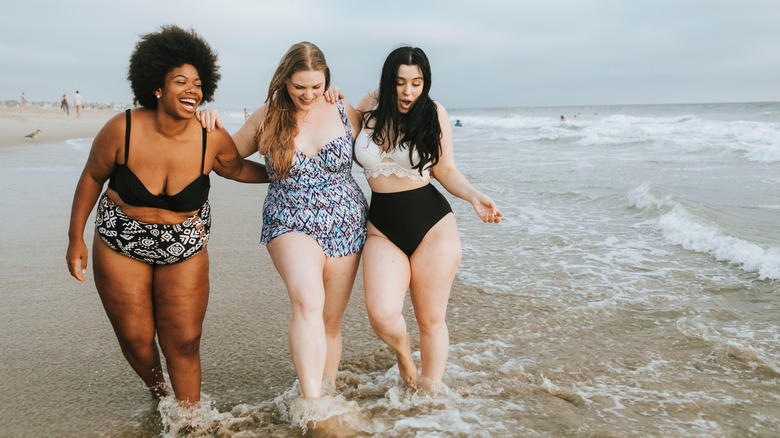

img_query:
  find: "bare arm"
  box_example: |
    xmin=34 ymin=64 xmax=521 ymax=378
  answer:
xmin=429 ymin=102 xmax=502 ymax=224
xmin=209 ymin=127 xmax=269 ymax=182
xmin=232 ymin=106 xmax=264 ymax=158
xmin=66 ymin=113 xmax=124 ymax=281
xmin=355 ymin=91 xmax=378 ymax=119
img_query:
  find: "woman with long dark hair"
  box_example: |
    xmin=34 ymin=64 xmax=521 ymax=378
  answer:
xmin=355 ymin=46 xmax=502 ymax=390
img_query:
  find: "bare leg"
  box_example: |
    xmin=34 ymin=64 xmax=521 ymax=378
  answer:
xmin=154 ymin=250 xmax=210 ymax=404
xmin=267 ymin=233 xmax=329 ymax=399
xmin=92 ymin=238 xmax=165 ymax=397
xmin=363 ymin=223 xmax=418 ymax=387
xmin=322 ymin=252 xmax=360 ymax=383
xmin=409 ymin=214 xmax=461 ymax=383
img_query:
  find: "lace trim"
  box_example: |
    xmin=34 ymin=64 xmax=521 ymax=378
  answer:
xmin=364 ymin=163 xmax=429 ymax=181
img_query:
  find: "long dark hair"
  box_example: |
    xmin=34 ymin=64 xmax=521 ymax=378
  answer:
xmin=364 ymin=46 xmax=441 ymax=174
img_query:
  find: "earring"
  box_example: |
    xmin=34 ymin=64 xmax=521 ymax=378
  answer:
xmin=156 ymin=95 xmax=160 ymax=99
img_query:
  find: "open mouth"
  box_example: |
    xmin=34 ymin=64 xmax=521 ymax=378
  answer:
xmin=399 ymin=99 xmax=413 ymax=111
xmin=179 ymin=98 xmax=198 ymax=111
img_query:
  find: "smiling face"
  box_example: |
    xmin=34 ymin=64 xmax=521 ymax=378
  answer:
xmin=285 ymin=69 xmax=326 ymax=111
xmin=396 ymin=64 xmax=424 ymax=114
xmin=155 ymin=63 xmax=202 ymax=116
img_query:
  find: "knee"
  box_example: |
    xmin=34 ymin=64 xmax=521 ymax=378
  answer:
xmin=323 ymin=315 xmax=343 ymax=337
xmin=161 ymin=331 xmax=202 ymax=358
xmin=290 ymin=293 xmax=325 ymax=321
xmin=416 ymin=314 xmax=447 ymax=336
xmin=115 ymin=329 xmax=156 ymax=354
xmin=368 ymin=309 xmax=399 ymax=334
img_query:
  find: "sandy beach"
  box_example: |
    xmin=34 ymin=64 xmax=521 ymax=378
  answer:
xmin=0 ymin=105 xmax=410 ymax=436
xmin=0 ymin=106 xmax=120 ymax=147
xmin=2 ymin=103 xmax=778 ymax=437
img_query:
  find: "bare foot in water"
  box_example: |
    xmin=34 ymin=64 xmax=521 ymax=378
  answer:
xmin=397 ymin=334 xmax=417 ymax=387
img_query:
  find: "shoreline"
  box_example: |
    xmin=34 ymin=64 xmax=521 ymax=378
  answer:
xmin=0 ymin=106 xmax=120 ymax=147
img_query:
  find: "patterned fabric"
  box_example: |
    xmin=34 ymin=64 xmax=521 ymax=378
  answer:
xmin=95 ymin=192 xmax=210 ymax=265
xmin=261 ymin=100 xmax=368 ymax=257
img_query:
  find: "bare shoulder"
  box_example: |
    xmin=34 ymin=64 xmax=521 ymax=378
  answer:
xmin=339 ymin=99 xmax=363 ymax=133
xmin=206 ymin=125 xmax=233 ymax=146
xmin=433 ymin=101 xmax=449 ymax=116
xmin=92 ymin=110 xmax=130 ymax=148
xmin=339 ymin=98 xmax=358 ymax=117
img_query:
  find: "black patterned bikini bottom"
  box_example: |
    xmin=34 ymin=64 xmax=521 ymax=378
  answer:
xmin=95 ymin=192 xmax=210 ymax=265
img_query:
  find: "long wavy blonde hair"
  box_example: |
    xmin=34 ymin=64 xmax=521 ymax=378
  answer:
xmin=256 ymin=42 xmax=330 ymax=178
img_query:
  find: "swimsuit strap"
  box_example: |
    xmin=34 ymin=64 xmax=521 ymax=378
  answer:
xmin=124 ymin=109 xmax=131 ymax=163
xmin=337 ymin=100 xmax=352 ymax=140
xmin=200 ymin=127 xmax=207 ymax=173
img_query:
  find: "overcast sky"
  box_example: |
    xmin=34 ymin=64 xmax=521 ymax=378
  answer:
xmin=5 ymin=0 xmax=780 ymax=109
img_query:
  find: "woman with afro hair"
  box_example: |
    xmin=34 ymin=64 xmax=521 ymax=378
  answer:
xmin=66 ymin=25 xmax=268 ymax=405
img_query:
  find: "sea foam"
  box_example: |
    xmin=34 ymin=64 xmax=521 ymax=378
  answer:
xmin=629 ymin=185 xmax=780 ymax=280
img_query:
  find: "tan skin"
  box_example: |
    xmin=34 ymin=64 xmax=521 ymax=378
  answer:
xmin=66 ymin=64 xmax=268 ymax=404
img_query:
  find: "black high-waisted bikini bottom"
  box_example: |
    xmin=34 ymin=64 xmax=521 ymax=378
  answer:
xmin=368 ymin=184 xmax=452 ymax=257
xmin=95 ymin=192 xmax=210 ymax=265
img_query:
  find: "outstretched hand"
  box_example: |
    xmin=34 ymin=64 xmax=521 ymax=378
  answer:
xmin=472 ymin=194 xmax=502 ymax=224
xmin=196 ymin=109 xmax=223 ymax=132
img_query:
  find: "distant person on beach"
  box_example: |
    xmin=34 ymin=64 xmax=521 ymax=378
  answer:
xmin=244 ymin=107 xmax=248 ymax=121
xmin=199 ymin=42 xmax=367 ymax=404
xmin=21 ymin=92 xmax=27 ymax=107
xmin=354 ymin=46 xmax=502 ymax=390
xmin=66 ymin=25 xmax=268 ymax=406
xmin=74 ymin=90 xmax=83 ymax=118
xmin=454 ymin=119 xmax=462 ymax=127
xmin=61 ymin=93 xmax=69 ymax=115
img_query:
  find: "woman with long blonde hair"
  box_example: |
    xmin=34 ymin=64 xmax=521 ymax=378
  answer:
xmin=202 ymin=42 xmax=367 ymax=401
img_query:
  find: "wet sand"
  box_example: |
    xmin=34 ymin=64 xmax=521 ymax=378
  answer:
xmin=0 ymin=107 xmax=413 ymax=436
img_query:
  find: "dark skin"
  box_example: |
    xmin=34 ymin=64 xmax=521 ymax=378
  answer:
xmin=66 ymin=64 xmax=268 ymax=404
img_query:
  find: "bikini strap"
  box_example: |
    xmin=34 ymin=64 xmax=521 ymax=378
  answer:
xmin=200 ymin=127 xmax=207 ymax=173
xmin=337 ymin=100 xmax=352 ymax=139
xmin=124 ymin=109 xmax=131 ymax=163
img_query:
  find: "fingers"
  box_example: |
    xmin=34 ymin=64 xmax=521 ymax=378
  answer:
xmin=324 ymin=86 xmax=344 ymax=103
xmin=79 ymin=254 xmax=87 ymax=281
xmin=67 ymin=257 xmax=86 ymax=282
xmin=196 ymin=110 xmax=220 ymax=131
xmin=196 ymin=110 xmax=209 ymax=129
xmin=477 ymin=198 xmax=502 ymax=223
xmin=324 ymin=88 xmax=336 ymax=103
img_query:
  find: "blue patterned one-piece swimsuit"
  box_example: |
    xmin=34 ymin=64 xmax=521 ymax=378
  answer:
xmin=260 ymin=100 xmax=368 ymax=257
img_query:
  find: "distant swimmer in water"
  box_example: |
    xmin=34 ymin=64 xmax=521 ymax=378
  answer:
xmin=454 ymin=119 xmax=462 ymax=127
xmin=560 ymin=115 xmax=566 ymax=121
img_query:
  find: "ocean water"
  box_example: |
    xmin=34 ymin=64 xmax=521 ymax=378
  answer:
xmin=1 ymin=102 xmax=778 ymax=437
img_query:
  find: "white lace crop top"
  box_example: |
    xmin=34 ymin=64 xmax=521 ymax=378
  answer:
xmin=354 ymin=130 xmax=430 ymax=181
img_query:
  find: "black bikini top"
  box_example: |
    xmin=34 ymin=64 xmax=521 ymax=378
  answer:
xmin=108 ymin=109 xmax=210 ymax=212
